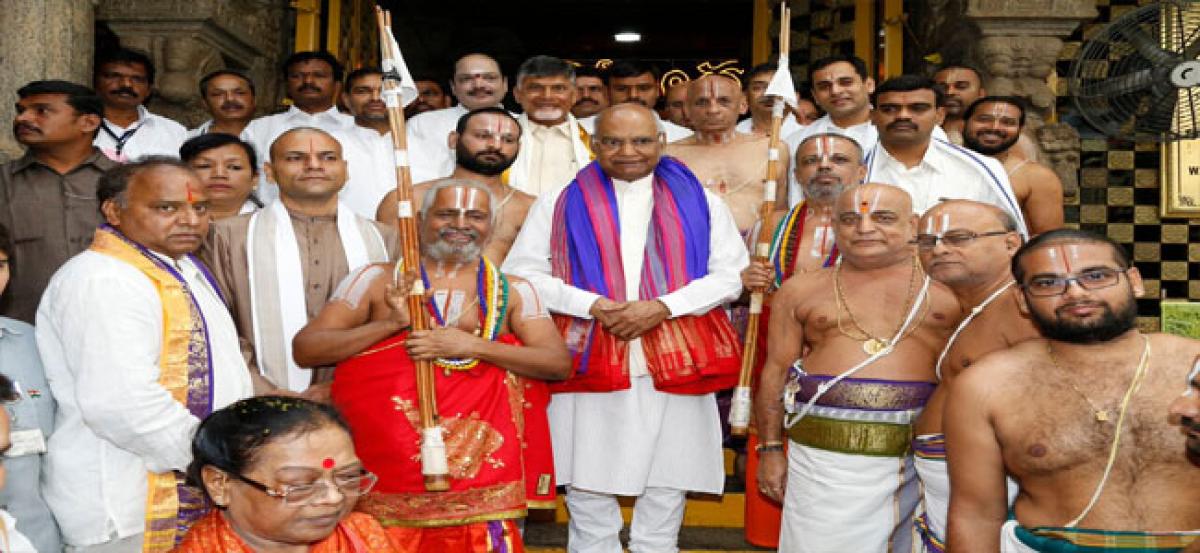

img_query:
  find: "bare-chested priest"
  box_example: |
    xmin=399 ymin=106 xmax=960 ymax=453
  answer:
xmin=946 ymin=229 xmax=1200 ymax=551
xmin=962 ymin=96 xmax=1064 ymax=234
xmin=756 ymin=183 xmax=961 ymax=552
xmin=665 ymin=74 xmax=790 ymax=239
xmin=378 ymin=108 xmax=533 ymax=264
xmin=911 ymin=200 xmax=1039 ymax=552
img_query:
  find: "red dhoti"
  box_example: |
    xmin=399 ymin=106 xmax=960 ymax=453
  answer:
xmin=333 ymin=332 xmax=548 ymax=550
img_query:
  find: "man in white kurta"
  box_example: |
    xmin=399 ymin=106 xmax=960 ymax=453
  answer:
xmin=36 ymin=159 xmax=254 ymax=552
xmin=405 ymin=53 xmax=509 ymax=184
xmin=509 ymin=55 xmax=593 ymax=197
xmin=503 ymin=104 xmax=747 ymax=553
xmin=863 ymin=75 xmax=1028 ymax=238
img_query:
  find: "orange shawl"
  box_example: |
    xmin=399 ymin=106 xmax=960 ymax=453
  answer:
xmin=172 ymin=511 xmax=399 ymax=552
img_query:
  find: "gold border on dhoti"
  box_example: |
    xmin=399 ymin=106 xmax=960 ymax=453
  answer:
xmin=787 ymin=414 xmax=913 ymax=457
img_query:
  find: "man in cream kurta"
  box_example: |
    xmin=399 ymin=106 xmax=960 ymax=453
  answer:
xmin=503 ymin=104 xmax=747 ymax=553
xmin=201 ymin=127 xmax=396 ymax=395
xmin=509 ymin=55 xmax=593 ymax=197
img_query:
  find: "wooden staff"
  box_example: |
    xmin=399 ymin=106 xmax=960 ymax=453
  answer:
xmin=730 ymin=5 xmax=790 ymax=437
xmin=376 ymin=6 xmax=450 ymax=492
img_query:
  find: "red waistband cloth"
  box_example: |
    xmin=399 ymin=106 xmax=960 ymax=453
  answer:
xmin=333 ymin=332 xmax=542 ymax=527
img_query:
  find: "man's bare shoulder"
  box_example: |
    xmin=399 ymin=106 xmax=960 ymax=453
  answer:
xmin=957 ymin=338 xmax=1045 ymax=388
xmin=776 ymin=267 xmax=832 ymax=300
xmin=508 ymin=188 xmax=536 ymax=209
xmin=1149 ymin=332 xmax=1200 ymax=367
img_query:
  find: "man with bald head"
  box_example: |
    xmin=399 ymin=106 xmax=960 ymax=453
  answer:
xmin=504 ymin=103 xmax=748 ymax=553
xmin=666 ymin=74 xmax=790 ymax=237
xmin=406 ymin=53 xmax=509 ymax=183
xmin=202 ymin=126 xmax=397 ymax=396
xmin=756 ymin=183 xmax=961 ymax=552
xmin=947 ymin=229 xmax=1200 ymax=551
xmin=911 ymin=200 xmax=1037 ymax=551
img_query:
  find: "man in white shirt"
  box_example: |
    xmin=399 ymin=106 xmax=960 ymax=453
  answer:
xmin=581 ymin=59 xmax=692 ymax=142
xmin=572 ymin=65 xmax=609 ymax=120
xmin=92 ymin=49 xmax=188 ymax=162
xmin=187 ymin=69 xmax=256 ymax=139
xmin=503 ymin=103 xmax=747 ymax=553
xmin=243 ymin=52 xmax=380 ymax=215
xmin=509 ymin=55 xmax=593 ymax=196
xmin=340 ymin=67 xmax=399 ymax=217
xmin=36 ymin=157 xmax=254 ymax=552
xmin=864 ymin=74 xmax=1028 ymax=237
xmin=405 ymin=53 xmax=509 ymax=183
xmin=736 ymin=63 xmax=802 ymax=138
xmin=405 ymin=76 xmax=451 ymax=119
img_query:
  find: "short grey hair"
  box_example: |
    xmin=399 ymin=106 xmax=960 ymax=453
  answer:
xmin=419 ymin=178 xmax=499 ymax=225
xmin=516 ymin=55 xmax=575 ymax=88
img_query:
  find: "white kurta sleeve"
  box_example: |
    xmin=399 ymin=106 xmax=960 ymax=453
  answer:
xmin=501 ymin=188 xmax=603 ymax=318
xmin=47 ymin=270 xmax=199 ymax=472
xmin=656 ymin=190 xmax=748 ymax=317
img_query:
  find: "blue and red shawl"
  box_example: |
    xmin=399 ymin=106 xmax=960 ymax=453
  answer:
xmin=549 ymin=157 xmax=740 ymax=395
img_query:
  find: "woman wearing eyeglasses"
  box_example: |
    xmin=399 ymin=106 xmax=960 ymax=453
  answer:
xmin=174 ymin=396 xmax=398 ymax=552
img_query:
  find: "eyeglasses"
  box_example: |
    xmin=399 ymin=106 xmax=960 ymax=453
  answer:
xmin=1022 ymin=267 xmax=1127 ymax=297
xmin=913 ymin=230 xmax=1009 ymax=250
xmin=593 ymin=136 xmax=661 ymax=151
xmin=231 ymin=469 xmax=378 ymax=506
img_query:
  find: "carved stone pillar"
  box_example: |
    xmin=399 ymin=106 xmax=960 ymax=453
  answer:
xmin=96 ymin=0 xmax=289 ymax=128
xmin=966 ymin=0 xmax=1097 ymax=197
xmin=0 ymin=0 xmax=97 ymax=162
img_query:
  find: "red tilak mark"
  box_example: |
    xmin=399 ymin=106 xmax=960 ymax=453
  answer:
xmin=186 ymin=184 xmax=194 ymax=203
xmin=322 ymin=457 xmax=335 ymax=469
xmin=859 ymin=201 xmax=869 ymax=215
xmin=1057 ymin=245 xmax=1072 ymax=274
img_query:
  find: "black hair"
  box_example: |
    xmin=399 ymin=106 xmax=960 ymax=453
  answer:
xmin=95 ymin=48 xmax=157 ymax=84
xmin=345 ymin=66 xmax=383 ymax=89
xmin=746 ymin=62 xmax=777 ymax=89
xmin=455 ymin=107 xmax=521 ymax=136
xmin=0 ymin=222 xmax=10 ymax=267
xmin=97 ymin=156 xmax=193 ymax=210
xmin=198 ymin=69 xmax=256 ymax=98
xmin=574 ymin=64 xmax=607 ymax=84
xmin=608 ymin=59 xmax=660 ymax=81
xmin=0 ymin=374 xmax=15 ymax=402
xmin=185 ymin=396 xmax=350 ymax=500
xmin=179 ymin=133 xmax=259 ymax=176
xmin=807 ymin=54 xmax=869 ymax=86
xmin=963 ymin=95 xmax=1027 ymax=128
xmin=934 ymin=64 xmax=985 ymax=86
xmin=283 ymin=51 xmax=344 ymax=82
xmin=872 ymin=74 xmax=946 ymax=107
xmin=1011 ymin=228 xmax=1132 ymax=284
xmin=516 ymin=55 xmax=575 ymax=86
xmin=17 ymin=80 xmax=104 ymax=120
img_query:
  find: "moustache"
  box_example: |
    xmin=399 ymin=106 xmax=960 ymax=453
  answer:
xmin=14 ymin=124 xmax=39 ymax=134
xmin=467 ymin=87 xmax=494 ymax=96
xmin=298 ymin=84 xmax=321 ymax=92
xmin=438 ymin=227 xmax=480 ymax=240
xmin=111 ymin=87 xmax=138 ymax=97
xmin=887 ymin=121 xmax=917 ymax=131
xmin=1184 ymin=416 xmax=1200 ymax=432
xmin=575 ymin=98 xmax=598 ymax=107
xmin=219 ymin=102 xmax=245 ymax=111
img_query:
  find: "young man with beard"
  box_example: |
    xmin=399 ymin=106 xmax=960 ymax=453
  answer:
xmin=911 ymin=200 xmax=1038 ymax=552
xmin=293 ymin=180 xmax=570 ymax=551
xmin=188 ymin=69 xmax=256 ymax=138
xmin=405 ymin=53 xmax=509 ymax=183
xmin=962 ymin=96 xmax=1064 ymax=234
xmin=378 ymin=108 xmax=531 ymax=264
xmin=947 ymin=229 xmax=1200 ymax=551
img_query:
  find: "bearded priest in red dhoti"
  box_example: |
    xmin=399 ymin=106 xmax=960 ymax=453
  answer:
xmin=293 ymin=178 xmax=571 ymax=553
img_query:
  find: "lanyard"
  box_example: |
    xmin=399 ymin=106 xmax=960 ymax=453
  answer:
xmin=101 ymin=121 xmax=142 ymax=156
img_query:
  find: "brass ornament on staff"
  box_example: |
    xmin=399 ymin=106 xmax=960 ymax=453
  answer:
xmin=729 ymin=5 xmax=790 ymax=437
xmin=376 ymin=6 xmax=450 ymax=492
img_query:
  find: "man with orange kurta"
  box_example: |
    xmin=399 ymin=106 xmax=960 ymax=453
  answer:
xmin=293 ymin=179 xmax=570 ymax=552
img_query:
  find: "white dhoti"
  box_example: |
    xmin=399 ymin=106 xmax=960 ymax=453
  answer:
xmin=781 ymin=442 xmax=919 ymax=553
xmin=1000 ymin=520 xmax=1038 ymax=553
xmin=914 ymin=433 xmax=1020 ymax=552
xmin=552 ymin=376 xmax=724 ymax=553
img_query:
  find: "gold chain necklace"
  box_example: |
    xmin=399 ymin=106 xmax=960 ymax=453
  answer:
xmin=1046 ymin=335 xmax=1150 ymax=423
xmin=834 ymin=255 xmax=923 ymax=354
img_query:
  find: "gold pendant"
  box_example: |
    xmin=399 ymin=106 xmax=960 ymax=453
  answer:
xmin=863 ymin=338 xmax=888 ymax=355
xmin=1095 ymin=410 xmax=1111 ymax=422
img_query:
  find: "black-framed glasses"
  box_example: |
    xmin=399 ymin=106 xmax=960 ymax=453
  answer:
xmin=231 ymin=469 xmax=378 ymax=506
xmin=913 ymin=230 xmax=1010 ymax=250
xmin=1022 ymin=267 xmax=1127 ymax=297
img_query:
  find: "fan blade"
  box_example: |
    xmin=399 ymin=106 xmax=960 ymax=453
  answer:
xmin=1137 ymin=89 xmax=1181 ymax=136
xmin=1079 ymin=68 xmax=1158 ymax=97
xmin=1116 ymin=23 xmax=1179 ymax=65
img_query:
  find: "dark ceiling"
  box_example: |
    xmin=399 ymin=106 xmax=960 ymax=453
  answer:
xmin=379 ymin=0 xmax=755 ymax=81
